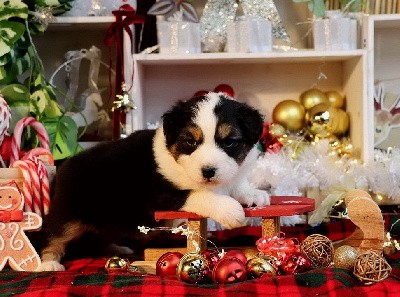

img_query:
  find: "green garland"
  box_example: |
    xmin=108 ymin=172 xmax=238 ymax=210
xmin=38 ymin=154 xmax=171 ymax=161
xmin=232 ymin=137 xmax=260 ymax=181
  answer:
xmin=0 ymin=0 xmax=80 ymax=161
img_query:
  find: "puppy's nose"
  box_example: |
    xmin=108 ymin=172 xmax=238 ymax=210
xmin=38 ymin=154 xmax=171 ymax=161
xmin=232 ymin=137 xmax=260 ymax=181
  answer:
xmin=202 ymin=166 xmax=216 ymax=179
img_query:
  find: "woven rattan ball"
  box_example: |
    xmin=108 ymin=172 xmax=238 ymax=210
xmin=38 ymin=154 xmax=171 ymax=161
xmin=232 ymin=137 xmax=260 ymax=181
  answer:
xmin=353 ymin=250 xmax=392 ymax=285
xmin=300 ymin=234 xmax=334 ymax=268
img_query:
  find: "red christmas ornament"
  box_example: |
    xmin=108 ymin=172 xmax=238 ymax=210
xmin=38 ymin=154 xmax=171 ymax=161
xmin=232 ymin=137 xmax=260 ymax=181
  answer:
xmin=193 ymin=90 xmax=209 ymax=97
xmin=156 ymin=252 xmax=184 ymax=277
xmin=214 ymin=84 xmax=235 ymax=97
xmin=256 ymin=233 xmax=300 ymax=264
xmin=259 ymin=122 xmax=283 ymax=153
xmin=0 ymin=135 xmax=11 ymax=162
xmin=200 ymin=249 xmax=220 ymax=279
xmin=280 ymin=252 xmax=311 ymax=275
xmin=223 ymin=249 xmax=247 ymax=264
xmin=212 ymin=257 xmax=247 ymax=284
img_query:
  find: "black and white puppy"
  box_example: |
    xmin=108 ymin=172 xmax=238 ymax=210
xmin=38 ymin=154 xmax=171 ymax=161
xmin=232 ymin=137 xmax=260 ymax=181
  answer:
xmin=38 ymin=92 xmax=269 ymax=271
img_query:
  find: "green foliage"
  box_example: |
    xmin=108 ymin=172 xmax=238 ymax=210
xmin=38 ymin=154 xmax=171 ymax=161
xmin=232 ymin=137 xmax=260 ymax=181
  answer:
xmin=293 ymin=0 xmax=364 ymax=17
xmin=0 ymin=0 xmax=80 ymax=161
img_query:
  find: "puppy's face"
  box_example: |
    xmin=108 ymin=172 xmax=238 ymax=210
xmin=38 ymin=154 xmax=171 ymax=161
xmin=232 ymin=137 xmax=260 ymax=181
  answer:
xmin=159 ymin=92 xmax=264 ymax=189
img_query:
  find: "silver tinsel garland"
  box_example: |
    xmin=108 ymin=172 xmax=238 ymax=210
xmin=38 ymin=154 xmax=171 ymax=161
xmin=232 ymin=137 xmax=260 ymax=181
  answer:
xmin=249 ymin=140 xmax=400 ymax=225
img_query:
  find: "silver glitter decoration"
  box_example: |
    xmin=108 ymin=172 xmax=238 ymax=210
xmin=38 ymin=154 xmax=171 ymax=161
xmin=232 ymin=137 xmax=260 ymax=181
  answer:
xmin=200 ymin=0 xmax=238 ymax=52
xmin=239 ymin=0 xmax=290 ymax=43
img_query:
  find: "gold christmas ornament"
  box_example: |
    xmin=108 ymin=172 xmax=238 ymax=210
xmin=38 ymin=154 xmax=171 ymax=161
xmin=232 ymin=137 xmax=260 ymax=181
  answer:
xmin=353 ymin=250 xmax=392 ymax=285
xmin=300 ymin=234 xmax=334 ymax=268
xmin=299 ymin=88 xmax=329 ymax=110
xmin=105 ymin=256 xmax=129 ymax=271
xmin=333 ymin=245 xmax=359 ymax=270
xmin=177 ymin=253 xmax=209 ymax=284
xmin=306 ymin=103 xmax=350 ymax=138
xmin=306 ymin=103 xmax=332 ymax=138
xmin=246 ymin=256 xmax=277 ymax=279
xmin=269 ymin=123 xmax=286 ymax=138
xmin=272 ymin=100 xmax=305 ymax=132
xmin=325 ymin=90 xmax=345 ymax=109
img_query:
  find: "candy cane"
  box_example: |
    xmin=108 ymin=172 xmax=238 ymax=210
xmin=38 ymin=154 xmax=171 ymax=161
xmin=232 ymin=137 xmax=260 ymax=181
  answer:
xmin=10 ymin=117 xmax=50 ymax=164
xmin=10 ymin=117 xmax=53 ymax=215
xmin=10 ymin=160 xmax=34 ymax=213
xmin=22 ymin=155 xmax=51 ymax=215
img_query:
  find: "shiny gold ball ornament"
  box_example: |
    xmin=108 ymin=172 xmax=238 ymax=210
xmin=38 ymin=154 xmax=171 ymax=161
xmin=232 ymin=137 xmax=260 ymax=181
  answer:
xmin=177 ymin=253 xmax=209 ymax=284
xmin=300 ymin=234 xmax=334 ymax=268
xmin=326 ymin=90 xmax=345 ymax=108
xmin=306 ymin=103 xmax=350 ymax=137
xmin=246 ymin=256 xmax=277 ymax=279
xmin=353 ymin=250 xmax=392 ymax=285
xmin=333 ymin=245 xmax=359 ymax=270
xmin=299 ymin=88 xmax=329 ymax=110
xmin=272 ymin=100 xmax=305 ymax=132
xmin=105 ymin=256 xmax=129 ymax=271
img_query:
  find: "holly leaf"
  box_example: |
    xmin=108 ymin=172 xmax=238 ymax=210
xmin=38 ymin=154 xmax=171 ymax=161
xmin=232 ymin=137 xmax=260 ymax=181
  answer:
xmin=147 ymin=0 xmax=175 ymax=15
xmin=179 ymin=2 xmax=199 ymax=22
xmin=42 ymin=115 xmax=81 ymax=160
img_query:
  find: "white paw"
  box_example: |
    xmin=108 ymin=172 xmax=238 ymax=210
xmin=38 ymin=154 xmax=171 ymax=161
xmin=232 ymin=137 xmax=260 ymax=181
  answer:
xmin=37 ymin=260 xmax=65 ymax=271
xmin=212 ymin=197 xmax=246 ymax=229
xmin=233 ymin=188 xmax=270 ymax=207
xmin=246 ymin=188 xmax=270 ymax=207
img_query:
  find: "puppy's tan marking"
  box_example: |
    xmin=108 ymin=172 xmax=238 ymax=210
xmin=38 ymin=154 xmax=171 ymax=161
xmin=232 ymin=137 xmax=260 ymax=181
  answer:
xmin=217 ymin=123 xmax=232 ymax=139
xmin=41 ymin=221 xmax=92 ymax=262
xmin=170 ymin=125 xmax=203 ymax=159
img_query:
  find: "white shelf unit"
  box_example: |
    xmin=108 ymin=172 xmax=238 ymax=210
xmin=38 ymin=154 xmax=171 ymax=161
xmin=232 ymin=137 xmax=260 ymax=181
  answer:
xmin=363 ymin=14 xmax=400 ymax=151
xmin=34 ymin=16 xmax=116 ymax=105
xmin=130 ymin=50 xmax=371 ymax=161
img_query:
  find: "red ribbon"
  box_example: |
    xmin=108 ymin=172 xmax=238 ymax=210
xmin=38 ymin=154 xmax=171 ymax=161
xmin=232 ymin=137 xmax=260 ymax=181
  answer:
xmin=104 ymin=9 xmax=145 ymax=49
xmin=0 ymin=210 xmax=23 ymax=222
xmin=104 ymin=5 xmax=145 ymax=140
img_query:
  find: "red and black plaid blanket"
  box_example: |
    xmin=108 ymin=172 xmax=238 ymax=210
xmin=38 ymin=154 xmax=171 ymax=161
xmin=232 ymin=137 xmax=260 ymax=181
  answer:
xmin=1 ymin=217 xmax=400 ymax=297
xmin=0 ymin=257 xmax=399 ymax=297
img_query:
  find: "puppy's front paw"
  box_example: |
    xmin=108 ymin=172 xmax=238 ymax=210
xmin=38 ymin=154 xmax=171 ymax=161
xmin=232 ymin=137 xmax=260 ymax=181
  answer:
xmin=246 ymin=188 xmax=270 ymax=207
xmin=213 ymin=197 xmax=246 ymax=229
xmin=37 ymin=260 xmax=65 ymax=271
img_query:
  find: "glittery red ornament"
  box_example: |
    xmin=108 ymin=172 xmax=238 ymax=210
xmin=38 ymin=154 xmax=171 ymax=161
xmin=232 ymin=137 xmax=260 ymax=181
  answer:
xmin=223 ymin=249 xmax=247 ymax=264
xmin=280 ymin=252 xmax=311 ymax=275
xmin=201 ymin=249 xmax=220 ymax=278
xmin=256 ymin=233 xmax=300 ymax=263
xmin=156 ymin=252 xmax=184 ymax=277
xmin=212 ymin=257 xmax=247 ymax=284
xmin=193 ymin=90 xmax=209 ymax=97
xmin=214 ymin=84 xmax=235 ymax=97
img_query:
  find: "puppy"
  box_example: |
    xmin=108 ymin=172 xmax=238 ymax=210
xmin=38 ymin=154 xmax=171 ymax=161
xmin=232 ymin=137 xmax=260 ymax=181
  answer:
xmin=38 ymin=92 xmax=269 ymax=271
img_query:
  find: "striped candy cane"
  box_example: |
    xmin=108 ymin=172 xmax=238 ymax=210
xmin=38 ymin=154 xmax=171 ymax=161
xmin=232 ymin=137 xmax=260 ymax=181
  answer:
xmin=10 ymin=117 xmax=50 ymax=164
xmin=10 ymin=117 xmax=53 ymax=215
xmin=10 ymin=160 xmax=34 ymax=213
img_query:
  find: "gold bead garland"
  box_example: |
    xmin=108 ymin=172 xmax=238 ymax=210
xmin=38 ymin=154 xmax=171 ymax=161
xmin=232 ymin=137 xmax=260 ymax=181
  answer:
xmin=300 ymin=234 xmax=334 ymax=268
xmin=353 ymin=250 xmax=392 ymax=285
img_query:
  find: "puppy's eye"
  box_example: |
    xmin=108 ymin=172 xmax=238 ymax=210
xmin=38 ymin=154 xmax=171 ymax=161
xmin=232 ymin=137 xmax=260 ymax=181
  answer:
xmin=221 ymin=138 xmax=239 ymax=148
xmin=185 ymin=139 xmax=197 ymax=147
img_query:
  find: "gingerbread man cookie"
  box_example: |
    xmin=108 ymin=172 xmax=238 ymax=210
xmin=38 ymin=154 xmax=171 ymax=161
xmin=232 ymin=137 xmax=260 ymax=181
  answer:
xmin=0 ymin=181 xmax=42 ymax=271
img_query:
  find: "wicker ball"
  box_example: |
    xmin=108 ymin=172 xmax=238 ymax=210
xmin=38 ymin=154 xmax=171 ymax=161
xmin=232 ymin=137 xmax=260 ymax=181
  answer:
xmin=353 ymin=250 xmax=392 ymax=285
xmin=333 ymin=245 xmax=359 ymax=270
xmin=300 ymin=234 xmax=334 ymax=268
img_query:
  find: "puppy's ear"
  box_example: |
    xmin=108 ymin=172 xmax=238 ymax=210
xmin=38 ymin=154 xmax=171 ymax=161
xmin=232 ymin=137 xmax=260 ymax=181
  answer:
xmin=239 ymin=104 xmax=265 ymax=145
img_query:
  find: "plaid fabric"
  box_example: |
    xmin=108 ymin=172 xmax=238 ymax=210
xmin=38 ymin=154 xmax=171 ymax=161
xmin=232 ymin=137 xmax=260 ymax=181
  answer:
xmin=1 ymin=216 xmax=400 ymax=297
xmin=0 ymin=258 xmax=399 ymax=297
